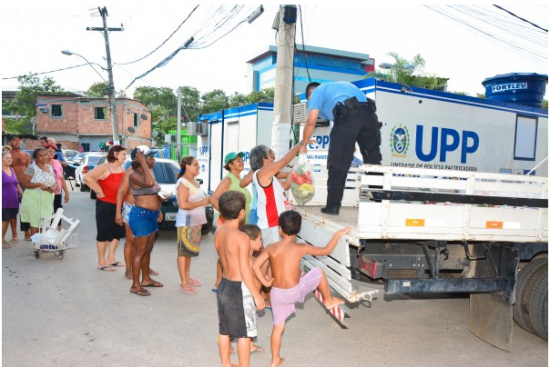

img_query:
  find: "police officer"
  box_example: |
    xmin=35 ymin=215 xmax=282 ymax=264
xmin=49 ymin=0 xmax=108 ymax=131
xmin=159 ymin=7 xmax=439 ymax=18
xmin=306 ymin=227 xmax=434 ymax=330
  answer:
xmin=300 ymin=81 xmax=382 ymax=215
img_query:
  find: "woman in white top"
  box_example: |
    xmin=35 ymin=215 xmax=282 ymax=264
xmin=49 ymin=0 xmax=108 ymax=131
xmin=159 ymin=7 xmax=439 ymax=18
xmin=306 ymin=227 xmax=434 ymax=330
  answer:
xmin=19 ymin=148 xmax=56 ymax=236
xmin=175 ymin=156 xmax=210 ymax=295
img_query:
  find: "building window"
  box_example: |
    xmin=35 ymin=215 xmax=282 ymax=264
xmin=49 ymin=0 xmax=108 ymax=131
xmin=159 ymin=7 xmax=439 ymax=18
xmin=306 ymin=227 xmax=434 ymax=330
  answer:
xmin=134 ymin=113 xmax=139 ymax=127
xmin=95 ymin=107 xmax=106 ymax=120
xmin=51 ymin=104 xmax=63 ymax=117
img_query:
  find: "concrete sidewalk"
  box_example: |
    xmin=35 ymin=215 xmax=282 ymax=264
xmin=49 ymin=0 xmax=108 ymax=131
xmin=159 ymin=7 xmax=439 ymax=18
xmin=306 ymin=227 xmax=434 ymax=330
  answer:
xmin=2 ymin=190 xmax=547 ymax=367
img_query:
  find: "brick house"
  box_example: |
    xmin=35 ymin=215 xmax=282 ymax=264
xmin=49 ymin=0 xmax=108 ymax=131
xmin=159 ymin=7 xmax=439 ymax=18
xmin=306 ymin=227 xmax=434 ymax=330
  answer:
xmin=30 ymin=94 xmax=152 ymax=151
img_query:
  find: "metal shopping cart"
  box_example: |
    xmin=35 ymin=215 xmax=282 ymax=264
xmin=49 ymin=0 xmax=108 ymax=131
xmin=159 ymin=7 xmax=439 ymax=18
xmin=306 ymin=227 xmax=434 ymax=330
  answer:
xmin=30 ymin=189 xmax=80 ymax=259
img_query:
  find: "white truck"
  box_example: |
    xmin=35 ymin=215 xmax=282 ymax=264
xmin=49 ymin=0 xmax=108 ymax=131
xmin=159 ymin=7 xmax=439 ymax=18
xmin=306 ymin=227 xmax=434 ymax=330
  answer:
xmin=193 ymin=77 xmax=548 ymax=351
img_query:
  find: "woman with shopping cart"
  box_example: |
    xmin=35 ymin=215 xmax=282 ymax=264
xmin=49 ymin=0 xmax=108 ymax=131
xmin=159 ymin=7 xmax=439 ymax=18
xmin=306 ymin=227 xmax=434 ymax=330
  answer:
xmin=19 ymin=147 xmax=56 ymax=237
xmin=45 ymin=144 xmax=70 ymax=229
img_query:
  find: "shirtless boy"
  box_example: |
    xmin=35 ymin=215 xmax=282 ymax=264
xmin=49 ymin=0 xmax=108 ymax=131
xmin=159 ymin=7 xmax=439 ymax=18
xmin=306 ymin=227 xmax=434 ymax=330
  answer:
xmin=215 ymin=191 xmax=266 ymax=367
xmin=7 ymin=135 xmax=31 ymax=240
xmin=252 ymin=210 xmax=351 ymax=367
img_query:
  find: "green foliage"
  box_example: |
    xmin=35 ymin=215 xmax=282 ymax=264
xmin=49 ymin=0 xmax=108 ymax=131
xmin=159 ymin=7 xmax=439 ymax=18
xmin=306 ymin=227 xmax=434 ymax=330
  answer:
xmin=133 ymin=86 xmax=276 ymax=142
xmin=371 ymin=52 xmax=448 ymax=91
xmin=201 ymin=89 xmax=229 ymax=113
xmin=542 ymin=100 xmax=548 ymax=110
xmin=133 ymin=86 xmax=177 ymax=112
xmin=3 ymin=118 xmax=33 ymax=135
xmin=85 ymin=82 xmax=108 ymax=97
xmin=3 ymin=75 xmax=65 ymax=135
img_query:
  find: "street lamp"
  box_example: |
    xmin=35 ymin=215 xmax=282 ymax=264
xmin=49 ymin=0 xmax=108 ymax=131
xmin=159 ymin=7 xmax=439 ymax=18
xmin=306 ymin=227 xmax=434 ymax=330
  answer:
xmin=61 ymin=50 xmax=106 ymax=82
xmin=379 ymin=62 xmax=414 ymax=83
xmin=61 ymin=49 xmax=119 ymax=146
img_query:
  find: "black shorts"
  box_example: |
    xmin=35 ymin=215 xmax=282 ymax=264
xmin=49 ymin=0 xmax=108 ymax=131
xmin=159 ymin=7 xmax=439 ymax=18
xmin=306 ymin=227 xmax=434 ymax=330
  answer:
xmin=95 ymin=200 xmax=125 ymax=242
xmin=2 ymin=208 xmax=18 ymax=221
xmin=217 ymin=278 xmax=257 ymax=339
xmin=54 ymin=194 xmax=63 ymax=213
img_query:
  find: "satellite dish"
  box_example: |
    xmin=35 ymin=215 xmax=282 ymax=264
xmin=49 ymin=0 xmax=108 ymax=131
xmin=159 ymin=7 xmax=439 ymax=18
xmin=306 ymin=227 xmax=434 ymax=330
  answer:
xmin=141 ymin=114 xmax=148 ymax=120
xmin=127 ymin=126 xmax=135 ymax=133
xmin=30 ymin=117 xmax=37 ymax=126
xmin=152 ymin=130 xmax=159 ymax=138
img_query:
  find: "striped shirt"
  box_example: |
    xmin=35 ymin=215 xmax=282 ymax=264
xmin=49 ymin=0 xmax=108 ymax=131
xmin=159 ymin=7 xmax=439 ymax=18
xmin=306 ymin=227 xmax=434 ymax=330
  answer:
xmin=253 ymin=170 xmax=292 ymax=229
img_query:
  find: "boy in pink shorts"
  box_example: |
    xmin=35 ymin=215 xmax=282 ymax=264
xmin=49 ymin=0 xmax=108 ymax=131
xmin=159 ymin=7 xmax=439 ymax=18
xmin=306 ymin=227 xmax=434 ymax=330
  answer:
xmin=252 ymin=210 xmax=351 ymax=367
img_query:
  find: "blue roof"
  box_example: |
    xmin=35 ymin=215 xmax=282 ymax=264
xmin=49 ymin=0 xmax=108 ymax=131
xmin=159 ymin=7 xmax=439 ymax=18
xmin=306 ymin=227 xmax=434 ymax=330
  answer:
xmin=248 ymin=44 xmax=370 ymax=64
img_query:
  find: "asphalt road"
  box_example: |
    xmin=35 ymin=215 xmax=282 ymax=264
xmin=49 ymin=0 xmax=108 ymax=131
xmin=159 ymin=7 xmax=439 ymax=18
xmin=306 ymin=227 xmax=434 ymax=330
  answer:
xmin=2 ymin=188 xmax=548 ymax=367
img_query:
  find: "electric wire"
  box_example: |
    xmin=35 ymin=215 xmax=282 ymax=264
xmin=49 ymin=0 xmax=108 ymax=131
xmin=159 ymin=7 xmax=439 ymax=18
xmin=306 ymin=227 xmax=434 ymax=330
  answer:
xmin=298 ymin=5 xmax=311 ymax=83
xmin=116 ymin=5 xmax=200 ymax=66
xmin=126 ymin=6 xmax=255 ymax=88
xmin=493 ymin=5 xmax=547 ymax=32
xmin=424 ymin=4 xmax=547 ymax=66
xmin=2 ymin=63 xmax=92 ymax=80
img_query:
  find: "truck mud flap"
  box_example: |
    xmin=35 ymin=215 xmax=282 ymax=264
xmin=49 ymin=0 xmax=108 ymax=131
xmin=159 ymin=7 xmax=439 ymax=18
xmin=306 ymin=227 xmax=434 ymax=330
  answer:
xmin=469 ymin=293 xmax=513 ymax=352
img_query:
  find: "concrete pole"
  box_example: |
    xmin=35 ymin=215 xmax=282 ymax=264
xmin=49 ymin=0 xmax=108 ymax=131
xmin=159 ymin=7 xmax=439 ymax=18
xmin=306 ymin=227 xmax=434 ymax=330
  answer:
xmin=271 ymin=5 xmax=296 ymax=160
xmin=99 ymin=7 xmax=120 ymax=146
xmin=176 ymin=88 xmax=182 ymax=162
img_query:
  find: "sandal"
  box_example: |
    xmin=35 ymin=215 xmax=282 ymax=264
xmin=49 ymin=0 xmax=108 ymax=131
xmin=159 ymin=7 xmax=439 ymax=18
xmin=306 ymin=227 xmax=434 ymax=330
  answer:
xmin=189 ymin=278 xmax=202 ymax=286
xmin=179 ymin=284 xmax=196 ymax=294
xmin=2 ymin=241 xmax=10 ymax=249
xmin=130 ymin=288 xmax=151 ymax=296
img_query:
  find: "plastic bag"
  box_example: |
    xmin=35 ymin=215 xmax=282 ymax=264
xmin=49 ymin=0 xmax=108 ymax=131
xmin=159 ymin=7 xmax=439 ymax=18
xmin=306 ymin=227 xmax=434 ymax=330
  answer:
xmin=290 ymin=153 xmax=315 ymax=206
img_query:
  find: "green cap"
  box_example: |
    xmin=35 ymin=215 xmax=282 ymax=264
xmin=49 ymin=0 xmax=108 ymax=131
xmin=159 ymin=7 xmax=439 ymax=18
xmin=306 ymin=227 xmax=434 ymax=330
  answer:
xmin=224 ymin=152 xmax=244 ymax=165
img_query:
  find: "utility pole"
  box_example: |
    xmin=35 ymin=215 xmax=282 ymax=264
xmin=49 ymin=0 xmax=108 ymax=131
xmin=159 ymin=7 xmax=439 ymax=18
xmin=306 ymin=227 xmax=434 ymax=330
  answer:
xmin=271 ymin=5 xmax=297 ymax=160
xmin=176 ymin=88 xmax=182 ymax=162
xmin=87 ymin=7 xmax=124 ymax=146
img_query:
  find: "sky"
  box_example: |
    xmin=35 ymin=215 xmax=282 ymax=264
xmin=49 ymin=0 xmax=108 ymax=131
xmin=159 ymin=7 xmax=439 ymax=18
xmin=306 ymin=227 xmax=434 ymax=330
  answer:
xmin=1 ymin=2 xmax=548 ymax=100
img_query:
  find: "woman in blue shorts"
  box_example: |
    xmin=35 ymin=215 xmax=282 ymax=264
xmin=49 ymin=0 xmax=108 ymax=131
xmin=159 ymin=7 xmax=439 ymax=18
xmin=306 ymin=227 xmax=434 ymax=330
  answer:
xmin=127 ymin=146 xmax=164 ymax=296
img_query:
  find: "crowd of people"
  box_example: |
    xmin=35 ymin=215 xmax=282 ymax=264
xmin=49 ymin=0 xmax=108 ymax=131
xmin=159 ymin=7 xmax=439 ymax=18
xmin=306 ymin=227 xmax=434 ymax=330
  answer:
xmin=3 ymin=79 xmax=382 ymax=367
xmin=2 ymin=134 xmax=70 ymax=248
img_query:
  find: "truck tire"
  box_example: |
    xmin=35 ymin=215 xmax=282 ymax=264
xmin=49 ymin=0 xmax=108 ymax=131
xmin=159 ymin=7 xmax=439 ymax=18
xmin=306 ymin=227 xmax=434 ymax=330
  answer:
xmin=513 ymin=258 xmax=547 ymax=332
xmin=528 ymin=267 xmax=548 ymax=340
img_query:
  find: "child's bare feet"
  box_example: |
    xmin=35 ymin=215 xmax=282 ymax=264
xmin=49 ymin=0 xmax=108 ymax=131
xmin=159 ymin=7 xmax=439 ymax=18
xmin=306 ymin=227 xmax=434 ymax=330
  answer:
xmin=271 ymin=357 xmax=285 ymax=366
xmin=325 ymin=297 xmax=345 ymax=310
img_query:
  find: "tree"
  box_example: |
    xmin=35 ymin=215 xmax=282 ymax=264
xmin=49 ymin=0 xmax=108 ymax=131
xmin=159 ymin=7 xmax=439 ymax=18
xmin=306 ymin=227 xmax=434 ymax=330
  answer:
xmin=85 ymin=82 xmax=108 ymax=97
xmin=201 ymin=89 xmax=229 ymax=113
xmin=369 ymin=52 xmax=449 ymax=92
xmin=245 ymin=87 xmax=275 ymax=104
xmin=3 ymin=74 xmax=65 ymax=134
xmin=133 ymin=86 xmax=177 ymax=112
xmin=178 ymin=86 xmax=201 ymax=122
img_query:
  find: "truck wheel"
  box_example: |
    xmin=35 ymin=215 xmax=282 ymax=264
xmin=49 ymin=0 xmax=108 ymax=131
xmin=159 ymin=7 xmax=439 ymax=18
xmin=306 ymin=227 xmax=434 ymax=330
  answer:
xmin=528 ymin=267 xmax=548 ymax=340
xmin=513 ymin=258 xmax=547 ymax=332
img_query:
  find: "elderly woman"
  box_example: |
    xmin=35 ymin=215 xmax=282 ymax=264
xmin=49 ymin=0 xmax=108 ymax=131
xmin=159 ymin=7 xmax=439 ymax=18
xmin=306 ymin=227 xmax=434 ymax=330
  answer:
xmin=127 ymin=147 xmax=164 ymax=296
xmin=210 ymin=152 xmax=252 ymax=292
xmin=2 ymin=147 xmax=24 ymax=248
xmin=45 ymin=144 xmax=70 ymax=226
xmin=19 ymin=147 xmax=56 ymax=236
xmin=176 ymin=156 xmax=210 ymax=294
xmin=249 ymin=143 xmax=301 ymax=247
xmin=84 ymin=145 xmax=127 ymax=272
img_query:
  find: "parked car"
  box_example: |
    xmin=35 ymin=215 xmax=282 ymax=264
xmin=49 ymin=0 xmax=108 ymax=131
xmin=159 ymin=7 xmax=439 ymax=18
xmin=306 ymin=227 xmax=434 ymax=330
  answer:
xmin=74 ymin=152 xmax=107 ymax=191
xmin=68 ymin=152 xmax=88 ymax=164
xmin=62 ymin=149 xmax=79 ymax=160
xmin=93 ymin=156 xmax=213 ymax=233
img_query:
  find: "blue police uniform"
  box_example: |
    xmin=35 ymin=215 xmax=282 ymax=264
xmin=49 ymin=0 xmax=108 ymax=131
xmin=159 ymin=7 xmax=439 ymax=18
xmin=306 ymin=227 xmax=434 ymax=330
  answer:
xmin=308 ymin=82 xmax=382 ymax=212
